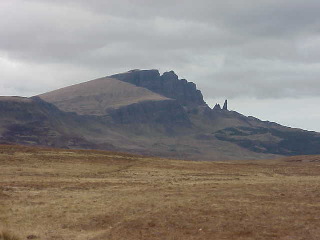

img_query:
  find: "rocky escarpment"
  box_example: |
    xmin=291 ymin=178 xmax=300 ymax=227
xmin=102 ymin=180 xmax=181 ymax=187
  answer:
xmin=110 ymin=69 xmax=207 ymax=107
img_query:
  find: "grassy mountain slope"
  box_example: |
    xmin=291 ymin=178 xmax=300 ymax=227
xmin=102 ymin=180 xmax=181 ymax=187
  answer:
xmin=38 ymin=76 xmax=169 ymax=116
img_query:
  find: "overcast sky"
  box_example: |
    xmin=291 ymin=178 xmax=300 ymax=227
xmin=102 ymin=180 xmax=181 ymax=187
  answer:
xmin=1 ymin=0 xmax=320 ymax=131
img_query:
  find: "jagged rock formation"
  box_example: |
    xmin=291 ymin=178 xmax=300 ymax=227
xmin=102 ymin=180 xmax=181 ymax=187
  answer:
xmin=223 ymin=100 xmax=228 ymax=110
xmin=110 ymin=70 xmax=207 ymax=107
xmin=213 ymin=104 xmax=221 ymax=110
xmin=212 ymin=100 xmax=228 ymax=111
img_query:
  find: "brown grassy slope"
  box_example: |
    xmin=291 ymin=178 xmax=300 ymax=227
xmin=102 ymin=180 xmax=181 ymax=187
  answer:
xmin=1 ymin=145 xmax=320 ymax=240
xmin=38 ymin=77 xmax=169 ymax=115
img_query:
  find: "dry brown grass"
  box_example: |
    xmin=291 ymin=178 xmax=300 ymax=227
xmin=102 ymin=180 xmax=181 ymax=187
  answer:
xmin=38 ymin=77 xmax=169 ymax=115
xmin=1 ymin=145 xmax=320 ymax=239
xmin=0 ymin=231 xmax=20 ymax=240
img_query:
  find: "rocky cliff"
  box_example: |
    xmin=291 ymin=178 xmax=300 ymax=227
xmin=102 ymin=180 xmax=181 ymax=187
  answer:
xmin=110 ymin=69 xmax=207 ymax=107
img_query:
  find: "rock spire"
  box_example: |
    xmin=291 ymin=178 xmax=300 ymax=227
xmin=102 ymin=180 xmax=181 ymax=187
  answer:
xmin=223 ymin=100 xmax=228 ymax=110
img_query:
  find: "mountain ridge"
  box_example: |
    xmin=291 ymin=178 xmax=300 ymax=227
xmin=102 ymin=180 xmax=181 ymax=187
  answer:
xmin=1 ymin=69 xmax=320 ymax=160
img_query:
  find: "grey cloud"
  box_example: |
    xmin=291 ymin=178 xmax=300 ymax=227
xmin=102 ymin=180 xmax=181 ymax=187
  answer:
xmin=197 ymin=56 xmax=320 ymax=99
xmin=1 ymin=0 xmax=320 ymax=131
xmin=49 ymin=0 xmax=320 ymax=39
xmin=3 ymin=0 xmax=320 ymax=64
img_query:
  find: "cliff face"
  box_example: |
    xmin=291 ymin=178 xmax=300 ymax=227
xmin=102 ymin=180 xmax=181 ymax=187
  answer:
xmin=110 ymin=69 xmax=207 ymax=107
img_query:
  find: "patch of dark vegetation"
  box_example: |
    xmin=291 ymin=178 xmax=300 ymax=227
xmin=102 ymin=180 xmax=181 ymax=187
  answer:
xmin=26 ymin=235 xmax=38 ymax=239
xmin=215 ymin=127 xmax=320 ymax=155
xmin=215 ymin=127 xmax=271 ymax=136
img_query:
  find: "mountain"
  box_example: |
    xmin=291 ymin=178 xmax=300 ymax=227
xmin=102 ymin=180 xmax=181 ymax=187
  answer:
xmin=1 ymin=69 xmax=320 ymax=160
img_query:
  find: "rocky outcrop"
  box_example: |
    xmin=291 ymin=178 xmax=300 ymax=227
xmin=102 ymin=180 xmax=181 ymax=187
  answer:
xmin=212 ymin=100 xmax=228 ymax=111
xmin=223 ymin=100 xmax=228 ymax=110
xmin=213 ymin=104 xmax=221 ymax=110
xmin=110 ymin=69 xmax=207 ymax=107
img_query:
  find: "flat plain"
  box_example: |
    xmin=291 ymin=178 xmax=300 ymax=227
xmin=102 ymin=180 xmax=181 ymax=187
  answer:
xmin=1 ymin=145 xmax=320 ymax=240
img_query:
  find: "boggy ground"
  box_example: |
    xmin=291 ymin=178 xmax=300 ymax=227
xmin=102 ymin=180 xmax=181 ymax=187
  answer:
xmin=0 ymin=145 xmax=320 ymax=240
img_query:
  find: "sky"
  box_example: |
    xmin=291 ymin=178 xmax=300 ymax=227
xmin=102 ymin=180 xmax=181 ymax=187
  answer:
xmin=1 ymin=0 xmax=320 ymax=131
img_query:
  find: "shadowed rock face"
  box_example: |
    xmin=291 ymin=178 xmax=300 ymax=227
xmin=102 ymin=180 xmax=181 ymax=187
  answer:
xmin=110 ymin=69 xmax=207 ymax=107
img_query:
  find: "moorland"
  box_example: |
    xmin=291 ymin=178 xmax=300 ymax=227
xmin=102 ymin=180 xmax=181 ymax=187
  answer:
xmin=1 ymin=145 xmax=320 ymax=239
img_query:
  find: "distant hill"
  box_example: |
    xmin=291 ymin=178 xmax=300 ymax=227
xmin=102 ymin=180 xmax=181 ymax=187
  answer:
xmin=1 ymin=69 xmax=320 ymax=160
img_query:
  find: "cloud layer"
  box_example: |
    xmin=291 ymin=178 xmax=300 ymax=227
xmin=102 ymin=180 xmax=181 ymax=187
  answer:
xmin=1 ymin=0 xmax=319 ymax=130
